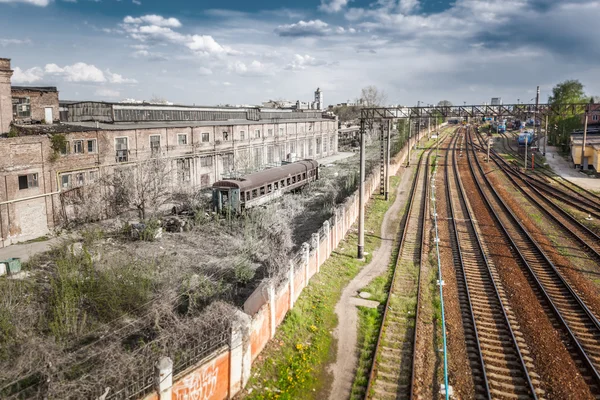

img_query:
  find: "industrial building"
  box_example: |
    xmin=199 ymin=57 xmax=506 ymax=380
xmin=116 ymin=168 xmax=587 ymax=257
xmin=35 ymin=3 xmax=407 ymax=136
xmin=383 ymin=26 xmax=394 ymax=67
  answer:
xmin=0 ymin=57 xmax=338 ymax=247
xmin=570 ymin=133 xmax=600 ymax=171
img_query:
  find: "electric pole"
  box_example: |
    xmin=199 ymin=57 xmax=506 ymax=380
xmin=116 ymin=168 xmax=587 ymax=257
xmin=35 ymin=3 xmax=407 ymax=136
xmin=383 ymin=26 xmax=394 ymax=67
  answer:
xmin=385 ymin=119 xmax=391 ymax=200
xmin=581 ymin=110 xmax=588 ymax=170
xmin=358 ymin=118 xmax=366 ymax=259
xmin=544 ymin=115 xmax=548 ymax=156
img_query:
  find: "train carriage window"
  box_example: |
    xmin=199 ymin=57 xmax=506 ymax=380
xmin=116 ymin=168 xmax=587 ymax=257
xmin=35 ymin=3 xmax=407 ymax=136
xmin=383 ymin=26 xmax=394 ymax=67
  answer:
xmin=287 ymin=178 xmax=291 ymax=185
xmin=260 ymin=186 xmax=266 ymax=196
xmin=302 ymin=173 xmax=306 ymax=180
xmin=274 ymin=182 xmax=279 ymax=190
xmin=246 ymin=191 xmax=251 ymax=200
xmin=297 ymin=175 xmax=301 ymax=182
xmin=267 ymin=184 xmax=272 ymax=193
xmin=240 ymin=192 xmax=245 ymax=202
xmin=292 ymin=176 xmax=296 ymax=184
xmin=281 ymin=180 xmax=285 ymax=187
xmin=252 ymin=189 xmax=258 ymax=198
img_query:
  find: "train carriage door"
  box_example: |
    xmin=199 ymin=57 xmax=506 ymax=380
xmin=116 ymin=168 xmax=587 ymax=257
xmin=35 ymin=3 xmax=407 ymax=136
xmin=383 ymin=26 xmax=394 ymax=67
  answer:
xmin=231 ymin=189 xmax=240 ymax=212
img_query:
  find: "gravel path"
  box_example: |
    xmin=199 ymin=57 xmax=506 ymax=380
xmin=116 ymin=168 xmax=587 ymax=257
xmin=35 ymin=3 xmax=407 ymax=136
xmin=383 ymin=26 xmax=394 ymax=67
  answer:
xmin=327 ymin=153 xmax=417 ymax=400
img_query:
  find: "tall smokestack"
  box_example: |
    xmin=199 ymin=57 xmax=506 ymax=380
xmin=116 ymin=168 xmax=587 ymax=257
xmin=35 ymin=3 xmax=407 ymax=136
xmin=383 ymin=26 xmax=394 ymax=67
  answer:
xmin=0 ymin=58 xmax=14 ymax=134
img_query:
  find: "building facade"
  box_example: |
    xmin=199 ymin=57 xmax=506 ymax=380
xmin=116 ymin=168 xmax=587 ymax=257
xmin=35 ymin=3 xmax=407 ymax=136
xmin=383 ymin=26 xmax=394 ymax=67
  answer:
xmin=0 ymin=59 xmax=338 ymax=247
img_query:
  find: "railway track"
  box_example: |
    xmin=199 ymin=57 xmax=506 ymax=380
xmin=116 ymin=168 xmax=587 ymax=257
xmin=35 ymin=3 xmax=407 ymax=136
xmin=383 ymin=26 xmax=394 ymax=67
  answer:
xmin=466 ymin=127 xmax=600 ymax=394
xmin=365 ymin=146 xmax=431 ymax=400
xmin=446 ymin=131 xmax=539 ymax=399
xmin=471 ymin=128 xmax=600 ymax=263
xmin=497 ymin=131 xmax=600 ymax=218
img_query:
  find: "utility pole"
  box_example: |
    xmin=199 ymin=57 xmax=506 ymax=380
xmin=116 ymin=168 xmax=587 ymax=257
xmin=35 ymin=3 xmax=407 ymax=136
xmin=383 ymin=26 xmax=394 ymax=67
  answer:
xmin=385 ymin=119 xmax=391 ymax=200
xmin=487 ymin=136 xmax=491 ymax=163
xmin=543 ymin=115 xmax=548 ymax=156
xmin=581 ymin=111 xmax=588 ymax=170
xmin=524 ymin=132 xmax=528 ymax=170
xmin=358 ymin=118 xmax=366 ymax=259
xmin=407 ymin=118 xmax=412 ymax=166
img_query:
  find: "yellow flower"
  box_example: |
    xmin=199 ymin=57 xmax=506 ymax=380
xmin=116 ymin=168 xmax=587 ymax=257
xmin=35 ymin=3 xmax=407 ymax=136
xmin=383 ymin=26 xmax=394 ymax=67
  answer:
xmin=296 ymin=343 xmax=303 ymax=351
xmin=309 ymin=325 xmax=317 ymax=332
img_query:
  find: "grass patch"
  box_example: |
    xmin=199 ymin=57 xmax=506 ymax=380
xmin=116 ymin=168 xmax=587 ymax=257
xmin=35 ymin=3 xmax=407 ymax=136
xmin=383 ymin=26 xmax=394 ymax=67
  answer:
xmin=244 ymin=176 xmax=401 ymax=399
xmin=17 ymin=235 xmax=51 ymax=244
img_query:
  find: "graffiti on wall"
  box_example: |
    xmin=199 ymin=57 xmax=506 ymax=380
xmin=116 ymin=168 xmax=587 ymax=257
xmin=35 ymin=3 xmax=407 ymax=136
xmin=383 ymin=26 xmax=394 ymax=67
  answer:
xmin=172 ymin=365 xmax=219 ymax=400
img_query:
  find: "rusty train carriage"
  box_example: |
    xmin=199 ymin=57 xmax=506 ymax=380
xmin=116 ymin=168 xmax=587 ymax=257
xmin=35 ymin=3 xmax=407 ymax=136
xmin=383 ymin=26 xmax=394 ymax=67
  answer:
xmin=212 ymin=160 xmax=319 ymax=212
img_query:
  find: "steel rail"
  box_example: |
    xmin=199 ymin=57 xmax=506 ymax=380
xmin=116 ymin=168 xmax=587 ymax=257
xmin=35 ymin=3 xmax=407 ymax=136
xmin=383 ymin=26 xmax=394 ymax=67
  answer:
xmin=452 ymin=129 xmax=538 ymax=398
xmin=466 ymin=128 xmax=600 ymax=390
xmin=472 ymin=128 xmax=600 ymax=262
xmin=365 ymin=144 xmax=431 ymax=399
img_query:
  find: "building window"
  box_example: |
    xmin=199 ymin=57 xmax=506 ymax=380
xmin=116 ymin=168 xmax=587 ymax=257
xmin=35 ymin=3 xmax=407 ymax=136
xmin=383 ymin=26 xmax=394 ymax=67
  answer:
xmin=202 ymin=132 xmax=210 ymax=143
xmin=178 ymin=134 xmax=188 ymax=145
xmin=223 ymin=131 xmax=230 ymax=141
xmin=222 ymin=153 xmax=234 ymax=171
xmin=115 ymin=137 xmax=128 ymax=162
xmin=87 ymin=139 xmax=97 ymax=153
xmin=177 ymin=158 xmax=191 ymax=183
xmin=75 ymin=172 xmax=85 ymax=187
xmin=330 ymin=136 xmax=334 ymax=152
xmin=73 ymin=140 xmax=84 ymax=154
xmin=290 ymin=142 xmax=296 ymax=155
xmin=253 ymin=147 xmax=262 ymax=167
xmin=316 ymin=138 xmax=322 ymax=154
xmin=60 ymin=174 xmax=71 ymax=190
xmin=200 ymin=174 xmax=210 ymax=188
xmin=255 ymin=129 xmax=261 ymax=139
xmin=89 ymin=170 xmax=98 ymax=182
xmin=268 ymin=129 xmax=273 ymax=137
xmin=59 ymin=140 xmax=69 ymax=155
xmin=323 ymin=136 xmax=328 ymax=153
xmin=593 ymin=115 xmax=599 ymax=121
xmin=308 ymin=140 xmax=313 ymax=156
xmin=240 ymin=131 xmax=245 ymax=140
xmin=279 ymin=127 xmax=284 ymax=136
xmin=200 ymin=156 xmax=213 ymax=167
xmin=150 ymin=135 xmax=161 ymax=154
xmin=18 ymin=173 xmax=38 ymax=190
xmin=267 ymin=146 xmax=274 ymax=163
xmin=12 ymin=97 xmax=31 ymax=118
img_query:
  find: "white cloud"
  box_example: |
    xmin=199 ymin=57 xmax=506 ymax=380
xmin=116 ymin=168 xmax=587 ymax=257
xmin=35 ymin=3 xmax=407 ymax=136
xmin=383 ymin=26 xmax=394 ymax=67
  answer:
xmin=187 ymin=35 xmax=228 ymax=55
xmin=319 ymin=0 xmax=349 ymax=13
xmin=285 ymin=54 xmax=326 ymax=70
xmin=223 ymin=82 xmax=232 ymax=86
xmin=45 ymin=62 xmax=106 ymax=82
xmin=106 ymin=70 xmax=138 ymax=84
xmin=95 ymin=88 xmax=121 ymax=98
xmin=12 ymin=66 xmax=44 ymax=83
xmin=275 ymin=20 xmax=332 ymax=37
xmin=0 ymin=38 xmax=32 ymax=46
xmin=228 ymin=60 xmax=274 ymax=77
xmin=132 ymin=0 xmax=141 ymax=4
xmin=0 ymin=0 xmax=49 ymax=6
xmin=398 ymin=0 xmax=419 ymax=14
xmin=123 ymin=15 xmax=181 ymax=28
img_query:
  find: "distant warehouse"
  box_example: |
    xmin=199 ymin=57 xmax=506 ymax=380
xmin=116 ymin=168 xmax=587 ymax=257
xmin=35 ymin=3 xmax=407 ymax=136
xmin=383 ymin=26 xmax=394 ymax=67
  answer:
xmin=0 ymin=57 xmax=338 ymax=246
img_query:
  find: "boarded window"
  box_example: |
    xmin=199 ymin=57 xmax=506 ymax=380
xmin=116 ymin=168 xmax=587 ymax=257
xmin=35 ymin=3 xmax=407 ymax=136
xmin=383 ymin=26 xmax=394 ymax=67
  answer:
xmin=18 ymin=173 xmax=38 ymax=190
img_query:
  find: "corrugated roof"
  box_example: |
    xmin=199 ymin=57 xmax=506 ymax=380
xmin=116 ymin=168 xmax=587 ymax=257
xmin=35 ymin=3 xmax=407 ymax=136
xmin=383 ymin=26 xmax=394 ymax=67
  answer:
xmin=213 ymin=160 xmax=319 ymax=191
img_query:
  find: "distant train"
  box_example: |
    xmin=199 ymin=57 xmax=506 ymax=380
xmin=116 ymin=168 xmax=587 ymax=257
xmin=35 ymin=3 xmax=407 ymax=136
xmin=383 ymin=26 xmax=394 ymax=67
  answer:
xmin=518 ymin=131 xmax=535 ymax=146
xmin=212 ymin=160 xmax=319 ymax=213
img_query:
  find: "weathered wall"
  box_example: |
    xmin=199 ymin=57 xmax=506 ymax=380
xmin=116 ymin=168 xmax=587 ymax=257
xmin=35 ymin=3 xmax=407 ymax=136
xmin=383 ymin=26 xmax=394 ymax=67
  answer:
xmin=0 ymin=58 xmax=13 ymax=134
xmin=11 ymin=89 xmax=59 ymax=123
xmin=138 ymin=125 xmax=435 ymax=400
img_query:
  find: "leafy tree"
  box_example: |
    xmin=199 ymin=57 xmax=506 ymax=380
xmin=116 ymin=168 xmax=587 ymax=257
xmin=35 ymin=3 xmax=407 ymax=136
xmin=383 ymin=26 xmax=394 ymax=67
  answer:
xmin=360 ymin=85 xmax=387 ymax=107
xmin=547 ymin=80 xmax=587 ymax=149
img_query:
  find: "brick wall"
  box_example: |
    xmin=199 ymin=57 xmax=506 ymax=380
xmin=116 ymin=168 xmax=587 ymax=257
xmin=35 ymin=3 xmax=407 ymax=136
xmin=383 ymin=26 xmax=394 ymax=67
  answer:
xmin=0 ymin=58 xmax=13 ymax=134
xmin=11 ymin=89 xmax=59 ymax=123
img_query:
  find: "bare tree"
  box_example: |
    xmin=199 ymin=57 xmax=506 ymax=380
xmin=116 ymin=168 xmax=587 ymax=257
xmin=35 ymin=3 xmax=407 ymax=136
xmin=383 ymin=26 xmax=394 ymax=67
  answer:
xmin=437 ymin=100 xmax=453 ymax=107
xmin=360 ymin=86 xmax=388 ymax=107
xmin=104 ymin=157 xmax=173 ymax=220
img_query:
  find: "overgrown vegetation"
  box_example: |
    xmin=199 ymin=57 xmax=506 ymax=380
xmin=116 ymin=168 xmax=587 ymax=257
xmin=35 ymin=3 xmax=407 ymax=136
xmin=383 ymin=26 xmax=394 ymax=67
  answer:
xmin=49 ymin=133 xmax=68 ymax=161
xmin=243 ymin=176 xmax=401 ymax=399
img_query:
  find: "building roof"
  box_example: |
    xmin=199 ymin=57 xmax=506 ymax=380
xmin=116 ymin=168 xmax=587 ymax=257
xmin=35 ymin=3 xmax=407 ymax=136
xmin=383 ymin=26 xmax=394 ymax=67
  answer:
xmin=12 ymin=86 xmax=58 ymax=93
xmin=212 ymin=160 xmax=319 ymax=191
xmin=571 ymin=133 xmax=600 ymax=148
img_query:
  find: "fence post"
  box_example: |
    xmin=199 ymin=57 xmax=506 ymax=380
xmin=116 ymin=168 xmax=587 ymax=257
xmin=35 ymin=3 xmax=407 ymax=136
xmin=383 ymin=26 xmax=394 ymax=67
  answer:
xmin=303 ymin=242 xmax=310 ymax=284
xmin=155 ymin=357 xmax=173 ymax=400
xmin=289 ymin=260 xmax=295 ymax=309
xmin=324 ymin=220 xmax=330 ymax=258
xmin=313 ymin=232 xmax=320 ymax=273
xmin=268 ymin=281 xmax=276 ymax=338
xmin=334 ymin=209 xmax=338 ymax=247
xmin=342 ymin=206 xmax=346 ymax=238
xmin=230 ymin=311 xmax=251 ymax=397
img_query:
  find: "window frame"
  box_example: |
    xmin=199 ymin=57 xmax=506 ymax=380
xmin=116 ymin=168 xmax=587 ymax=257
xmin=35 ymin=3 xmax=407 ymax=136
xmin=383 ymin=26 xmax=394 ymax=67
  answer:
xmin=18 ymin=173 xmax=39 ymax=190
xmin=202 ymin=132 xmax=210 ymax=143
xmin=60 ymin=174 xmax=71 ymax=190
xmin=115 ymin=137 xmax=129 ymax=163
xmin=87 ymin=139 xmax=97 ymax=154
xmin=177 ymin=134 xmax=188 ymax=145
xmin=240 ymin=130 xmax=245 ymax=141
xmin=12 ymin=97 xmax=31 ymax=119
xmin=73 ymin=140 xmax=84 ymax=154
xmin=268 ymin=128 xmax=273 ymax=137
xmin=150 ymin=135 xmax=161 ymax=154
xmin=254 ymin=129 xmax=261 ymax=139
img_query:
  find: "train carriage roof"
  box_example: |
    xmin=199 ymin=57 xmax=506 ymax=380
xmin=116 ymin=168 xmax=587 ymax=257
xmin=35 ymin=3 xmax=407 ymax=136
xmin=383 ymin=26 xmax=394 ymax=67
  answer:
xmin=213 ymin=160 xmax=319 ymax=191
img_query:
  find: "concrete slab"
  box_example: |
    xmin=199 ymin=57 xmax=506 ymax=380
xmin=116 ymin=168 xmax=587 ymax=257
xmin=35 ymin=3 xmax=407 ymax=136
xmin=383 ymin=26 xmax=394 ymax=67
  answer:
xmin=544 ymin=145 xmax=600 ymax=192
xmin=0 ymin=237 xmax=61 ymax=263
xmin=350 ymin=297 xmax=380 ymax=309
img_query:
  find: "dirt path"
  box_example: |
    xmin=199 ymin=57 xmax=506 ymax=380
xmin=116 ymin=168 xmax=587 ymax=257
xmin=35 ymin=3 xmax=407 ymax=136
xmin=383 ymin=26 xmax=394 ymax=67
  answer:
xmin=327 ymin=154 xmax=418 ymax=400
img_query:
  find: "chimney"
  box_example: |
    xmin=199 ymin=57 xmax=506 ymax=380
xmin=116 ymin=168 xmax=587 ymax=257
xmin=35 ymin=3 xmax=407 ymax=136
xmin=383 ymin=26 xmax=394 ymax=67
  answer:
xmin=0 ymin=58 xmax=14 ymax=134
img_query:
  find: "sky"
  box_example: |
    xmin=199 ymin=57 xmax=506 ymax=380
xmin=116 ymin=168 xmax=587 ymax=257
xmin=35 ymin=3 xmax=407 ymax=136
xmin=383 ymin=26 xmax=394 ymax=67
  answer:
xmin=1 ymin=0 xmax=599 ymax=107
